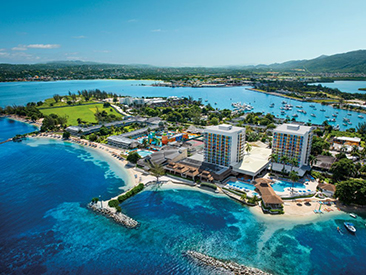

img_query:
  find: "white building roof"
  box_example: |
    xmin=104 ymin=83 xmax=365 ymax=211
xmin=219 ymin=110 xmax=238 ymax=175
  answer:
xmin=232 ymin=146 xmax=271 ymax=176
xmin=274 ymin=124 xmax=312 ymax=135
xmin=334 ymin=136 xmax=361 ymax=143
xmin=204 ymin=124 xmax=245 ymax=134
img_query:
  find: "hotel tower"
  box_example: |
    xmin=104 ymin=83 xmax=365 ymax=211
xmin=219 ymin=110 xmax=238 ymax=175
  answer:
xmin=271 ymin=124 xmax=313 ymax=174
xmin=203 ymin=124 xmax=246 ymax=167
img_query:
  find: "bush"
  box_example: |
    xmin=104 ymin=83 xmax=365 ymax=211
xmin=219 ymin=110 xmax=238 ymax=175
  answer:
xmin=200 ymin=182 xmax=217 ymax=190
xmin=127 ymin=151 xmax=141 ymax=164
xmin=108 ymin=199 xmax=119 ymax=208
xmin=115 ymin=206 xmax=122 ymax=212
xmin=118 ymin=183 xmax=144 ymax=203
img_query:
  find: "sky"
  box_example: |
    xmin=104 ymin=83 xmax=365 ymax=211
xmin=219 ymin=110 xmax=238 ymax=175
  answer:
xmin=0 ymin=0 xmax=366 ymax=66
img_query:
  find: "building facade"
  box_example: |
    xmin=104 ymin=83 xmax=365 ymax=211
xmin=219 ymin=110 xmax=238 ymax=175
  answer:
xmin=271 ymin=124 xmax=313 ymax=173
xmin=203 ymin=124 xmax=245 ymax=167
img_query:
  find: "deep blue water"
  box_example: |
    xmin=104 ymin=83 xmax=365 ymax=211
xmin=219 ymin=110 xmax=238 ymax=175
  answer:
xmin=0 ymin=117 xmax=38 ymax=142
xmin=1 ymin=122 xmax=366 ymax=274
xmin=1 ymin=80 xmax=366 ymax=130
xmin=313 ymin=81 xmax=366 ymax=94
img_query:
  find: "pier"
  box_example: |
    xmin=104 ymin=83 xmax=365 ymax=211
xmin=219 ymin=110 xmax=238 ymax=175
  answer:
xmin=0 ymin=138 xmax=12 ymax=145
xmin=185 ymin=251 xmax=271 ymax=275
xmin=88 ymin=202 xmax=139 ymax=228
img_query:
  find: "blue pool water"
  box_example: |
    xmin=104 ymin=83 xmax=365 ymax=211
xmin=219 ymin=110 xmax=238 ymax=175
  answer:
xmin=271 ymin=180 xmax=306 ymax=192
xmin=1 ymin=120 xmax=366 ymax=274
xmin=227 ymin=180 xmax=256 ymax=191
xmin=138 ymin=150 xmax=153 ymax=157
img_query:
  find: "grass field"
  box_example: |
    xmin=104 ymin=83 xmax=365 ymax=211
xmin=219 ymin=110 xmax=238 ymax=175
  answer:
xmin=39 ymin=103 xmax=123 ymax=125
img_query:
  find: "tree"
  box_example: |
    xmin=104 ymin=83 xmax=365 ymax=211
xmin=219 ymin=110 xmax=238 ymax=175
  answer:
xmin=245 ymin=143 xmax=252 ymax=155
xmin=63 ymin=131 xmax=71 ymax=139
xmin=127 ymin=151 xmax=141 ymax=164
xmin=356 ymin=122 xmax=366 ymax=135
xmin=149 ymin=162 xmax=165 ymax=183
xmin=289 ymin=157 xmax=298 ymax=172
xmin=309 ymin=155 xmax=317 ymax=166
xmin=335 ymin=179 xmax=366 ymax=205
xmin=330 ymin=158 xmax=357 ymax=182
xmin=91 ymin=197 xmax=99 ymax=203
xmin=210 ymin=117 xmax=219 ymax=125
xmin=268 ymin=153 xmax=278 ymax=173
xmin=280 ymin=155 xmax=290 ymax=175
xmin=289 ymin=170 xmax=299 ymax=184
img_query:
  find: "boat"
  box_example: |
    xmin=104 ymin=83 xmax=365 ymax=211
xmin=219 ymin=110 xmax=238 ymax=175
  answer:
xmin=282 ymin=101 xmax=287 ymax=104
xmin=334 ymin=124 xmax=340 ymax=130
xmin=296 ymin=105 xmax=303 ymax=108
xmin=332 ymin=114 xmax=337 ymax=117
xmin=358 ymin=115 xmax=364 ymax=119
xmin=344 ymin=222 xmax=356 ymax=233
xmin=337 ymin=226 xmax=343 ymax=235
xmin=347 ymin=113 xmax=352 ymax=116
xmin=350 ymin=213 xmax=357 ymax=218
xmin=348 ymin=121 xmax=352 ymax=125
xmin=310 ymin=104 xmax=315 ymax=107
xmin=292 ymin=114 xmax=298 ymax=118
xmin=205 ymin=99 xmax=208 ymax=102
xmin=214 ymin=102 xmax=217 ymax=105
xmin=269 ymin=103 xmax=275 ymax=108
xmin=343 ymin=123 xmax=347 ymax=126
xmin=311 ymin=114 xmax=316 ymax=117
xmin=325 ymin=116 xmax=329 ymax=118
xmin=320 ymin=109 xmax=326 ymax=112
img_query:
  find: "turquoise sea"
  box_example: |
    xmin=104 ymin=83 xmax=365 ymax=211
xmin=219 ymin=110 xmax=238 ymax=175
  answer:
xmin=1 ymin=80 xmax=366 ymax=130
xmin=1 ymin=118 xmax=366 ymax=274
xmin=313 ymin=81 xmax=366 ymax=94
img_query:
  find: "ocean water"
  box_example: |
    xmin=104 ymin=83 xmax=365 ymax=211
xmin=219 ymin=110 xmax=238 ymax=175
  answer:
xmin=0 ymin=117 xmax=38 ymax=142
xmin=1 ymin=80 xmax=366 ymax=130
xmin=1 ymin=122 xmax=366 ymax=274
xmin=313 ymin=81 xmax=366 ymax=94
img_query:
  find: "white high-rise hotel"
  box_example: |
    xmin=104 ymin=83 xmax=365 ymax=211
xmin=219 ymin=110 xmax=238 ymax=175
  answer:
xmin=203 ymin=124 xmax=246 ymax=167
xmin=271 ymin=124 xmax=313 ymax=175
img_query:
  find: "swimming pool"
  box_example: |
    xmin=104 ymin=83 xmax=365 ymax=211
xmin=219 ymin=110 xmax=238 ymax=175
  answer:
xmin=227 ymin=181 xmax=256 ymax=191
xmin=138 ymin=150 xmax=153 ymax=157
xmin=271 ymin=180 xmax=306 ymax=192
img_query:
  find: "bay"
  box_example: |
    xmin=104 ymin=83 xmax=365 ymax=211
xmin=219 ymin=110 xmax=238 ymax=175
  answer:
xmin=313 ymin=81 xmax=366 ymax=94
xmin=1 ymin=80 xmax=365 ymax=131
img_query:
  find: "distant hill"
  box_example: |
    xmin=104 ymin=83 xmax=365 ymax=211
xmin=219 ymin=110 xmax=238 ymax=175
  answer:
xmin=253 ymin=50 xmax=366 ymax=73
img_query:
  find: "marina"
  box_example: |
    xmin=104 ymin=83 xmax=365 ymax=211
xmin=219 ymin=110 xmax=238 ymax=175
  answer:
xmin=1 ymin=80 xmax=366 ymax=130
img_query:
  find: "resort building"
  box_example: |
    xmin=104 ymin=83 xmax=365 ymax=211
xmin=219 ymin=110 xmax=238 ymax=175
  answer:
xmin=271 ymin=124 xmax=313 ymax=176
xmin=107 ymin=125 xmax=160 ymax=148
xmin=203 ymin=124 xmax=246 ymax=167
xmin=332 ymin=136 xmax=362 ymax=152
xmin=254 ymin=179 xmax=283 ymax=210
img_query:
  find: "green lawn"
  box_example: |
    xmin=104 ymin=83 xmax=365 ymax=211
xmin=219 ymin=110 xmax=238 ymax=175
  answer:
xmin=39 ymin=103 xmax=123 ymax=125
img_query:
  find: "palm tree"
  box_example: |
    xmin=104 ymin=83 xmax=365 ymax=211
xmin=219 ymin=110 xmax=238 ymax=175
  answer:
xmin=351 ymin=145 xmax=360 ymax=158
xmin=289 ymin=157 xmax=298 ymax=172
xmin=245 ymin=143 xmax=252 ymax=155
xmin=280 ymin=155 xmax=289 ymax=175
xmin=149 ymin=162 xmax=165 ymax=183
xmin=268 ymin=153 xmax=278 ymax=173
xmin=289 ymin=170 xmax=300 ymax=189
xmin=309 ymin=155 xmax=317 ymax=167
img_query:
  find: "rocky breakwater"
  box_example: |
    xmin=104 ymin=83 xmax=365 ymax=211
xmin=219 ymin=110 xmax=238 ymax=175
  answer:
xmin=185 ymin=251 xmax=271 ymax=275
xmin=88 ymin=202 xmax=139 ymax=229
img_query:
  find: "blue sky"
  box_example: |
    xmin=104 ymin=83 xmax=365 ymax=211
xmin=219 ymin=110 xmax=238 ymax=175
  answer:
xmin=0 ymin=0 xmax=365 ymax=66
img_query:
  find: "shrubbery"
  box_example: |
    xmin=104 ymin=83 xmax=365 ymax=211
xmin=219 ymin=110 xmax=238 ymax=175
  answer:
xmin=118 ymin=183 xmax=144 ymax=203
xmin=200 ymin=182 xmax=217 ymax=190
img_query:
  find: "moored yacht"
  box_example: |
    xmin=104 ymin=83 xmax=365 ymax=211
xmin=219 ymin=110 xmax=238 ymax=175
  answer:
xmin=344 ymin=222 xmax=356 ymax=233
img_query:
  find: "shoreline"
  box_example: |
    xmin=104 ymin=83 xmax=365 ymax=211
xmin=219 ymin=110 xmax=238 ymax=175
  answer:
xmin=0 ymin=114 xmax=42 ymax=129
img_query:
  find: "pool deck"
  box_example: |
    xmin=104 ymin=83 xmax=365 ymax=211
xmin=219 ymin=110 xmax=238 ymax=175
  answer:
xmin=222 ymin=174 xmax=318 ymax=199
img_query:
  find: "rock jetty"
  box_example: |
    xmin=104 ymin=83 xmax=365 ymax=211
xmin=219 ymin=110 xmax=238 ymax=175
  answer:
xmin=88 ymin=203 xmax=138 ymax=229
xmin=185 ymin=251 xmax=271 ymax=275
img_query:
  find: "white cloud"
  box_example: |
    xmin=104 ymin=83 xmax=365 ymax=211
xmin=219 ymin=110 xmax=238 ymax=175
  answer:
xmin=0 ymin=48 xmax=5 ymax=51
xmin=72 ymin=35 xmax=86 ymax=39
xmin=12 ymin=45 xmax=27 ymax=51
xmin=27 ymin=44 xmax=61 ymax=49
xmin=151 ymin=29 xmax=162 ymax=32
xmin=93 ymin=50 xmax=110 ymax=53
xmin=128 ymin=19 xmax=138 ymax=23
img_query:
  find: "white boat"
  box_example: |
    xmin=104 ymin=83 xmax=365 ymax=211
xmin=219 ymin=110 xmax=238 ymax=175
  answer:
xmin=347 ymin=113 xmax=352 ymax=116
xmin=296 ymin=105 xmax=303 ymax=108
xmin=350 ymin=213 xmax=357 ymax=218
xmin=292 ymin=114 xmax=298 ymax=118
xmin=334 ymin=125 xmax=340 ymax=130
xmin=344 ymin=222 xmax=356 ymax=233
xmin=310 ymin=104 xmax=315 ymax=107
xmin=282 ymin=101 xmax=287 ymax=104
xmin=311 ymin=114 xmax=316 ymax=117
xmin=343 ymin=123 xmax=347 ymax=126
xmin=320 ymin=109 xmax=326 ymax=112
xmin=332 ymin=114 xmax=337 ymax=117
xmin=358 ymin=115 xmax=364 ymax=119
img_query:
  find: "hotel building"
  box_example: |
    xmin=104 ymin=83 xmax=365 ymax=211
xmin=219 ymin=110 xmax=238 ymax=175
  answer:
xmin=203 ymin=124 xmax=246 ymax=167
xmin=271 ymin=124 xmax=313 ymax=176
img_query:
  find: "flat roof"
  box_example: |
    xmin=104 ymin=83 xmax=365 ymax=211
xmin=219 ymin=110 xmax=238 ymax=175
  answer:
xmin=204 ymin=124 xmax=245 ymax=134
xmin=274 ymin=123 xmax=312 ymax=135
xmin=232 ymin=146 xmax=271 ymax=176
xmin=334 ymin=136 xmax=361 ymax=142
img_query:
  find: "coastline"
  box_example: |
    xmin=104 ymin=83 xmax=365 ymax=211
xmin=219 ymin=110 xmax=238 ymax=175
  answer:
xmin=0 ymin=114 xmax=42 ymax=129
xmin=246 ymin=88 xmax=305 ymax=102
